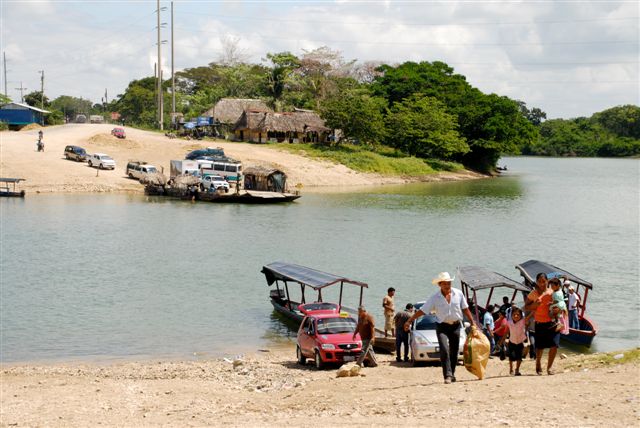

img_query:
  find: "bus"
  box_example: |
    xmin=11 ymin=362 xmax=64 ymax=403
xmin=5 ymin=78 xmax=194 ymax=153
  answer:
xmin=199 ymin=159 xmax=243 ymax=183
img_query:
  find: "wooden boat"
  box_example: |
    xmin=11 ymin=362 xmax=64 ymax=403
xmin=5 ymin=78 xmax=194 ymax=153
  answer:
xmin=515 ymin=260 xmax=597 ymax=347
xmin=145 ymin=185 xmax=300 ymax=204
xmin=0 ymin=178 xmax=26 ymax=197
xmin=458 ymin=265 xmax=531 ymax=326
xmin=261 ymin=262 xmax=396 ymax=353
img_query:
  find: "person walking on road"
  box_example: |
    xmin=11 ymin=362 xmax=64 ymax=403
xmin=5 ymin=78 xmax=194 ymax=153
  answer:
xmin=393 ymin=303 xmax=414 ymax=362
xmin=403 ymin=272 xmax=476 ymax=384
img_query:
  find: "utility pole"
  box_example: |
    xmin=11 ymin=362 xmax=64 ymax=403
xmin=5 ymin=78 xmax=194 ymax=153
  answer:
xmin=38 ymin=70 xmax=44 ymax=110
xmin=156 ymin=0 xmax=163 ymax=130
xmin=15 ymin=82 xmax=26 ymax=103
xmin=3 ymin=52 xmax=7 ymax=98
xmin=171 ymin=1 xmax=175 ymax=127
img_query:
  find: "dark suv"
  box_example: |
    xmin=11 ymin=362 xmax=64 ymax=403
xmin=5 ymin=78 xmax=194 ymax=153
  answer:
xmin=64 ymin=145 xmax=87 ymax=162
xmin=185 ymin=147 xmax=226 ymax=160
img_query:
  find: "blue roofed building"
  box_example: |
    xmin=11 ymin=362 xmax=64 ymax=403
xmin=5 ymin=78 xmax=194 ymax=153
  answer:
xmin=0 ymin=102 xmax=50 ymax=126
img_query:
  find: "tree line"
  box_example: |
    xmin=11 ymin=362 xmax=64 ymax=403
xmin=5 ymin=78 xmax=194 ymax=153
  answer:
xmin=13 ymin=46 xmax=640 ymax=171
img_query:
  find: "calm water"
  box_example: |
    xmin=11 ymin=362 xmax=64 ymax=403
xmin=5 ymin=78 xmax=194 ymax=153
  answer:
xmin=1 ymin=157 xmax=638 ymax=363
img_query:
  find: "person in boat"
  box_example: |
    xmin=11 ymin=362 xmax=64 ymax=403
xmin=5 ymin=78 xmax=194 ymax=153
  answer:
xmin=403 ymin=271 xmax=476 ymax=384
xmin=483 ymin=304 xmax=496 ymax=354
xmin=566 ymin=282 xmax=582 ymax=329
xmin=493 ymin=311 xmax=509 ymax=359
xmin=499 ymin=296 xmax=511 ymax=317
xmin=393 ymin=303 xmax=414 ymax=362
xmin=524 ymin=272 xmax=561 ymax=375
xmin=382 ymin=287 xmax=396 ymax=337
xmin=353 ymin=306 xmax=378 ymax=368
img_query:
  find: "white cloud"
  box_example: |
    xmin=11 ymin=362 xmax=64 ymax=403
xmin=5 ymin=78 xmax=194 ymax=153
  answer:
xmin=1 ymin=0 xmax=637 ymax=118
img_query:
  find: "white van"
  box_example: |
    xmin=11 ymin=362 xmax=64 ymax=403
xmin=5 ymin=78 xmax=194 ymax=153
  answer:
xmin=126 ymin=161 xmax=158 ymax=180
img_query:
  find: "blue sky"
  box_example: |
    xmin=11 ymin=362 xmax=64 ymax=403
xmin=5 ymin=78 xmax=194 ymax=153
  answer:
xmin=1 ymin=0 xmax=638 ymax=118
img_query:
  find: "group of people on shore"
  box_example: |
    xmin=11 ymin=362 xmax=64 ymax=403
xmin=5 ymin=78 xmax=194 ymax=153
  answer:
xmin=352 ymin=270 xmax=581 ymax=384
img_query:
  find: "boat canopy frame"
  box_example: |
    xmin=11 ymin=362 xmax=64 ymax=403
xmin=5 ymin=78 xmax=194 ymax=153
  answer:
xmin=262 ymin=262 xmax=368 ymax=312
xmin=458 ymin=266 xmax=530 ymax=325
xmin=515 ymin=259 xmax=593 ymax=318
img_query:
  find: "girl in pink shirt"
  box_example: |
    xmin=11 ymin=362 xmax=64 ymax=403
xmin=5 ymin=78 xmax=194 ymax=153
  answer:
xmin=500 ymin=307 xmax=528 ymax=375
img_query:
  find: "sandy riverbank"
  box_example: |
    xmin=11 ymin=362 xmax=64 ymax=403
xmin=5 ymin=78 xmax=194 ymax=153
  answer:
xmin=1 ymin=347 xmax=638 ymax=427
xmin=0 ymin=124 xmax=484 ymax=194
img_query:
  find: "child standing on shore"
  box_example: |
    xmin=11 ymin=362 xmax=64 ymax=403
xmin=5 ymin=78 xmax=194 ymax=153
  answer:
xmin=500 ymin=307 xmax=527 ymax=375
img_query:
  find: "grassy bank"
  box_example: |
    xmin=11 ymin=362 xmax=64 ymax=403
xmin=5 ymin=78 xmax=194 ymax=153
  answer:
xmin=563 ymin=348 xmax=640 ymax=370
xmin=271 ymin=143 xmax=464 ymax=176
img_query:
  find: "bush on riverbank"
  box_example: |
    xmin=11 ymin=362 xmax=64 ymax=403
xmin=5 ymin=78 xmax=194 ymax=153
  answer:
xmin=273 ymin=143 xmax=464 ymax=176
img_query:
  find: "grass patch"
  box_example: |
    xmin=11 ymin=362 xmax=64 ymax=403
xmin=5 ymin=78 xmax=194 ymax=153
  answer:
xmin=271 ymin=143 xmax=463 ymax=176
xmin=563 ymin=348 xmax=640 ymax=370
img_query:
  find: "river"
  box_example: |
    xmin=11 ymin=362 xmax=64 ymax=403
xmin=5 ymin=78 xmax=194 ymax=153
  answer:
xmin=1 ymin=156 xmax=638 ymax=363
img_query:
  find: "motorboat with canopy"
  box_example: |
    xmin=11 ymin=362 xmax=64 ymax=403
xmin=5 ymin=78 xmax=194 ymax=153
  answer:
xmin=515 ymin=260 xmax=597 ymax=347
xmin=458 ymin=266 xmax=531 ymax=326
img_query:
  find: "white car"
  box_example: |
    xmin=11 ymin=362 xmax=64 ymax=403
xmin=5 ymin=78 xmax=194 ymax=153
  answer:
xmin=200 ymin=175 xmax=230 ymax=192
xmin=126 ymin=162 xmax=158 ymax=180
xmin=87 ymin=153 xmax=116 ymax=170
xmin=409 ymin=305 xmax=468 ymax=366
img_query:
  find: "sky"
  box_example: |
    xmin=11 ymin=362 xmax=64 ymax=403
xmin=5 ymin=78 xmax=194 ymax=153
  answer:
xmin=1 ymin=0 xmax=638 ymax=119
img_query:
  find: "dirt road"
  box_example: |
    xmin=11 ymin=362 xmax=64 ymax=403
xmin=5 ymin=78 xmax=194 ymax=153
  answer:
xmin=0 ymin=124 xmax=482 ymax=193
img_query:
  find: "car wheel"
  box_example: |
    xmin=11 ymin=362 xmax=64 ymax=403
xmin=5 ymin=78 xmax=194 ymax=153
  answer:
xmin=225 ymin=188 xmax=229 ymax=193
xmin=65 ymin=154 xmax=69 ymax=160
xmin=88 ymin=161 xmax=93 ymax=167
xmin=411 ymin=355 xmax=420 ymax=367
xmin=199 ymin=184 xmax=205 ymax=191
xmin=314 ymin=350 xmax=323 ymax=370
xmin=128 ymin=173 xmax=134 ymax=179
xmin=99 ymin=164 xmax=104 ymax=170
xmin=296 ymin=346 xmax=306 ymax=365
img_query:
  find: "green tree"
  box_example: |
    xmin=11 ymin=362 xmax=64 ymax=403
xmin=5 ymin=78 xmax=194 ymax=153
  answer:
xmin=385 ymin=94 xmax=468 ymax=159
xmin=0 ymin=93 xmax=11 ymax=104
xmin=592 ymin=105 xmax=640 ymax=139
xmin=24 ymin=91 xmax=50 ymax=108
xmin=264 ymin=51 xmax=300 ymax=111
xmin=113 ymin=77 xmax=157 ymax=127
xmin=50 ymin=95 xmax=92 ymax=121
xmin=320 ymin=89 xmax=387 ymax=145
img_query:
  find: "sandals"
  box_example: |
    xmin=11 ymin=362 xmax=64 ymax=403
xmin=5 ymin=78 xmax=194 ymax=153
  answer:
xmin=547 ymin=369 xmax=555 ymax=375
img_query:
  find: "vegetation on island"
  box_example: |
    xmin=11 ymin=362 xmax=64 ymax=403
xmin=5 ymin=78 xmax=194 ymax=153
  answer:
xmin=12 ymin=43 xmax=640 ymax=172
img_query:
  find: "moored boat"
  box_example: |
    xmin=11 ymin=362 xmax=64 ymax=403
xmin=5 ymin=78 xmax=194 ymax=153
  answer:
xmin=261 ymin=262 xmax=396 ymax=353
xmin=0 ymin=178 xmax=26 ymax=197
xmin=515 ymin=260 xmax=597 ymax=347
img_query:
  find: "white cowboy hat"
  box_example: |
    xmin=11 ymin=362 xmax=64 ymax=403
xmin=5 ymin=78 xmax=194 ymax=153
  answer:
xmin=432 ymin=271 xmax=455 ymax=285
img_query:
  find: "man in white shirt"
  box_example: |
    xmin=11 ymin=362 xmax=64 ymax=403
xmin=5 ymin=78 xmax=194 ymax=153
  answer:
xmin=566 ymin=282 xmax=581 ymax=329
xmin=404 ymin=272 xmax=476 ymax=384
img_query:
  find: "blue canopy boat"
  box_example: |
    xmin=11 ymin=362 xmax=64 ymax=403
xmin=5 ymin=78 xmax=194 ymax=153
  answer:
xmin=515 ymin=260 xmax=597 ymax=347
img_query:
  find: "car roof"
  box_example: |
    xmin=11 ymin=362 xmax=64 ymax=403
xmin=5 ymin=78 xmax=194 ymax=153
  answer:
xmin=93 ymin=153 xmax=109 ymax=156
xmin=305 ymin=312 xmax=355 ymax=320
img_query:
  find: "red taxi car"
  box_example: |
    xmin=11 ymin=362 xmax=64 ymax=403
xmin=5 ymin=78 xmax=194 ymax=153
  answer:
xmin=296 ymin=302 xmax=362 ymax=369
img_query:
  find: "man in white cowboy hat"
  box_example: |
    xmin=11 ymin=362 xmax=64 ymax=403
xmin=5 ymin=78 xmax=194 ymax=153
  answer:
xmin=403 ymin=271 xmax=476 ymax=384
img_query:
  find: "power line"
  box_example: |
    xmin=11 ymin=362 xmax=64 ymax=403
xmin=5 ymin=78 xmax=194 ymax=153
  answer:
xmin=177 ymin=11 xmax=640 ymax=28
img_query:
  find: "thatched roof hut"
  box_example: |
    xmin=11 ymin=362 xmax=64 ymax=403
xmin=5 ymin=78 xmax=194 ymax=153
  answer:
xmin=234 ymin=110 xmax=330 ymax=134
xmin=243 ymin=166 xmax=289 ymax=192
xmin=203 ymin=98 xmax=272 ymax=124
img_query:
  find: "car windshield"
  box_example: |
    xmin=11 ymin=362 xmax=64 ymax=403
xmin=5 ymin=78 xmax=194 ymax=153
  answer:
xmin=316 ymin=317 xmax=356 ymax=334
xmin=102 ymin=156 xmax=113 ymax=161
xmin=415 ymin=314 xmax=439 ymax=330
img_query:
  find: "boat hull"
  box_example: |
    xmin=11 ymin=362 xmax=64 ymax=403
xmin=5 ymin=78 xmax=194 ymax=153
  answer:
xmin=561 ymin=316 xmax=597 ymax=347
xmin=0 ymin=191 xmax=25 ymax=197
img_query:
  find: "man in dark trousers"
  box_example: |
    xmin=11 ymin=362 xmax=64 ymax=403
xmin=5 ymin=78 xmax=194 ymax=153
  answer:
xmin=394 ymin=303 xmax=414 ymax=362
xmin=353 ymin=306 xmax=378 ymax=368
xmin=403 ymin=272 xmax=476 ymax=384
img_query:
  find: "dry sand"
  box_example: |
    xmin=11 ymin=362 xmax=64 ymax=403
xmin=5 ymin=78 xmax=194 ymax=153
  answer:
xmin=0 ymin=124 xmax=484 ymax=194
xmin=1 ymin=347 xmax=638 ymax=427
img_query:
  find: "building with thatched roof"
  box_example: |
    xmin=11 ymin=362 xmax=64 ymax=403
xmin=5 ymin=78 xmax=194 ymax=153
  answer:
xmin=233 ymin=109 xmax=330 ymax=144
xmin=202 ymin=98 xmax=272 ymax=125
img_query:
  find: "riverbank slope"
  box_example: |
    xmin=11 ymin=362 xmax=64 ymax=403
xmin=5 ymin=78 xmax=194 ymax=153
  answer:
xmin=0 ymin=124 xmax=484 ymax=194
xmin=1 ymin=348 xmax=638 ymax=427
